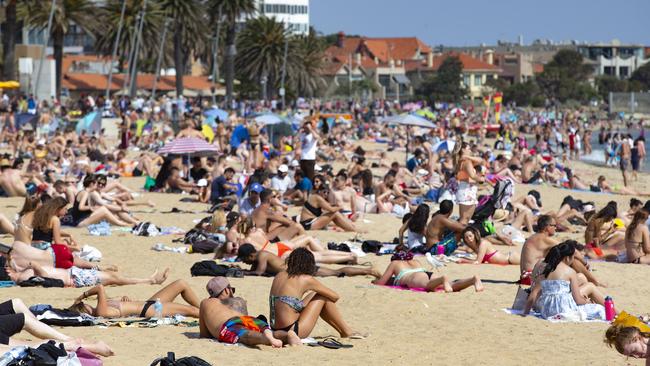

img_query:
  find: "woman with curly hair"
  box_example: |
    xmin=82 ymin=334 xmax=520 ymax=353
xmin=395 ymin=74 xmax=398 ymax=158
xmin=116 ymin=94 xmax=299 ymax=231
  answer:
xmin=268 ymin=248 xmax=365 ymax=339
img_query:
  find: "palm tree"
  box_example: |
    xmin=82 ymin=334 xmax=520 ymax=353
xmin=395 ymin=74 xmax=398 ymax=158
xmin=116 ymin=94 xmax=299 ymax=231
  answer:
xmin=287 ymin=28 xmax=325 ymax=97
xmin=236 ymin=16 xmax=288 ymax=100
xmin=94 ymin=0 xmax=165 ymax=74
xmin=156 ymin=0 xmax=207 ymax=98
xmin=208 ymin=0 xmax=256 ymax=106
xmin=2 ymin=0 xmax=18 ymax=81
xmin=18 ymin=0 xmax=98 ymax=99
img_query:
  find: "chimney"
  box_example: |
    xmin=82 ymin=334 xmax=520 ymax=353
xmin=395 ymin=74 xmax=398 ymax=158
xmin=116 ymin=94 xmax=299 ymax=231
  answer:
xmin=337 ymin=31 xmax=345 ymax=48
xmin=355 ymin=52 xmax=361 ymax=65
xmin=427 ymin=52 xmax=433 ymax=68
xmin=485 ymin=49 xmax=494 ymax=65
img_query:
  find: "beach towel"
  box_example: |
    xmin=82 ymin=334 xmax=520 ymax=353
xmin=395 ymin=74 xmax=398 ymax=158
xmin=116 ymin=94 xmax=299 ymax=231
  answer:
xmin=501 ymin=307 xmax=606 ymax=322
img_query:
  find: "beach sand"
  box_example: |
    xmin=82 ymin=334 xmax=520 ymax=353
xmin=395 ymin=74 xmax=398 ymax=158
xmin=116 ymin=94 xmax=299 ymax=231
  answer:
xmin=2 ymin=145 xmax=649 ymax=365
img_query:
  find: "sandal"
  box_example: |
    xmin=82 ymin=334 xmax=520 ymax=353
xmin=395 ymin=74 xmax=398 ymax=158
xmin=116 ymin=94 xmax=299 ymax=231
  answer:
xmin=317 ymin=337 xmax=353 ymax=349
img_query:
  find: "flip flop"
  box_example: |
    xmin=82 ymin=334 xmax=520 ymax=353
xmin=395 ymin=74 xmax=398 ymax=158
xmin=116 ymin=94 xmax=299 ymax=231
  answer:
xmin=317 ymin=338 xmax=353 ymax=349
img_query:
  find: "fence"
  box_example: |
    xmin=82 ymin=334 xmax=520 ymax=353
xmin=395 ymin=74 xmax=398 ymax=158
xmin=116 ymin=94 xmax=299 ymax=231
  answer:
xmin=609 ymin=92 xmax=650 ymax=114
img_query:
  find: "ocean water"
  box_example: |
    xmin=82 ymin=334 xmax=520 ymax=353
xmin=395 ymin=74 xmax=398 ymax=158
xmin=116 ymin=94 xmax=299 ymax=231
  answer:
xmin=580 ymin=130 xmax=650 ymax=172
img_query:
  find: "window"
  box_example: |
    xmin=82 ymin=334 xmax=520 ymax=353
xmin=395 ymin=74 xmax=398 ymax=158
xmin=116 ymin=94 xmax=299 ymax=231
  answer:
xmin=619 ymin=66 xmax=629 ymax=77
xmin=604 ymin=66 xmax=615 ymax=76
xmin=474 ymin=74 xmax=482 ymax=86
xmin=463 ymin=74 xmax=470 ymax=87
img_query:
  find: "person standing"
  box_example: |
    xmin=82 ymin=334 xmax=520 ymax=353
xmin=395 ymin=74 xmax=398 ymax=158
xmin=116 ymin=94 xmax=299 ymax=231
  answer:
xmin=298 ymin=120 xmax=319 ymax=181
xmin=619 ymin=134 xmax=632 ymax=187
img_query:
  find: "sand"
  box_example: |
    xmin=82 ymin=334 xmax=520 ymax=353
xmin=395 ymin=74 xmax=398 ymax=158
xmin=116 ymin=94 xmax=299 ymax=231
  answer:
xmin=2 ymin=145 xmax=650 ymax=365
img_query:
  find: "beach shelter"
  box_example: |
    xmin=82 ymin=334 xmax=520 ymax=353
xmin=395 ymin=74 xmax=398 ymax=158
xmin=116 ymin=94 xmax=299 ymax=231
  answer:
xmin=157 ymin=137 xmax=218 ymax=157
xmin=75 ymin=111 xmax=101 ymax=134
xmin=204 ymin=108 xmax=229 ymax=126
xmin=432 ymin=139 xmax=456 ymax=153
xmin=382 ymin=114 xmax=437 ymax=162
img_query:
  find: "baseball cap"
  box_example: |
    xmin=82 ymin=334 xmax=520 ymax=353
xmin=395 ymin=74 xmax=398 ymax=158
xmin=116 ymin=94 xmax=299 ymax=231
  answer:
xmin=278 ymin=164 xmax=289 ymax=173
xmin=206 ymin=277 xmax=230 ymax=298
xmin=250 ymin=182 xmax=264 ymax=193
xmin=197 ymin=179 xmax=208 ymax=187
xmin=237 ymin=243 xmax=257 ymax=260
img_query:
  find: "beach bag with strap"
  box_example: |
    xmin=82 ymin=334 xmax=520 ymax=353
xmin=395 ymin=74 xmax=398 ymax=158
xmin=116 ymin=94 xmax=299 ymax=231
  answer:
xmin=511 ymin=286 xmax=531 ymax=311
xmin=149 ymin=352 xmax=212 ymax=366
xmin=190 ymin=261 xmax=229 ymax=277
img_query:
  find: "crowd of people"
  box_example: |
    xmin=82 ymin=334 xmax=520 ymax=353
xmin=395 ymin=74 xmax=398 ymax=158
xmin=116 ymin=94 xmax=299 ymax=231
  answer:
xmin=1 ymin=93 xmax=650 ymax=363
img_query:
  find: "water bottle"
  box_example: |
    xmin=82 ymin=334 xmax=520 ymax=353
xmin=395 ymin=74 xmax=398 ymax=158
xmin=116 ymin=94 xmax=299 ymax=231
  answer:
xmin=604 ymin=296 xmax=616 ymax=321
xmin=153 ymin=298 xmax=163 ymax=321
xmin=436 ymin=244 xmax=445 ymax=255
xmin=0 ymin=346 xmax=28 ymax=366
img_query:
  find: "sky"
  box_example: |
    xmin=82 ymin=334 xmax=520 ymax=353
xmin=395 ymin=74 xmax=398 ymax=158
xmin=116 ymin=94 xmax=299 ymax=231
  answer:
xmin=310 ymin=0 xmax=650 ymax=47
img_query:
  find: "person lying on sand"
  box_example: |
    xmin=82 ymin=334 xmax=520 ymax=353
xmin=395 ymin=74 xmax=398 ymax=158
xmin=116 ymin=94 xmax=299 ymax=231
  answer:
xmin=458 ymin=227 xmax=520 ymax=265
xmin=69 ymin=279 xmax=200 ymax=318
xmin=0 ymin=298 xmax=113 ymax=357
xmin=236 ymin=244 xmax=380 ymax=278
xmin=605 ymin=325 xmax=650 ymax=361
xmin=199 ymin=277 xmax=300 ymax=348
xmin=252 ymin=189 xmax=305 ymax=242
xmin=373 ymin=251 xmax=483 ymax=292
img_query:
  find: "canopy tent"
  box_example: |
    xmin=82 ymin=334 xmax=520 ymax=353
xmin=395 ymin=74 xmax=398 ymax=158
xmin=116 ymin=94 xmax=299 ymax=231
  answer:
xmin=75 ymin=111 xmax=102 ymax=135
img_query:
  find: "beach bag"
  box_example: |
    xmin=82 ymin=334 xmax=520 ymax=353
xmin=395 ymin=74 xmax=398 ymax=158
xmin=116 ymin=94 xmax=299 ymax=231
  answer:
xmin=361 ymin=240 xmax=382 ymax=254
xmin=132 ymin=222 xmax=160 ymax=237
xmin=180 ymin=229 xmax=209 ymax=245
xmin=19 ymin=276 xmax=64 ymax=288
xmin=511 ymin=286 xmax=530 ymax=311
xmin=149 ymin=352 xmax=212 ymax=366
xmin=73 ymin=348 xmax=101 ymax=366
xmin=190 ymin=261 xmax=241 ymax=278
xmin=189 ymin=240 xmax=222 ymax=254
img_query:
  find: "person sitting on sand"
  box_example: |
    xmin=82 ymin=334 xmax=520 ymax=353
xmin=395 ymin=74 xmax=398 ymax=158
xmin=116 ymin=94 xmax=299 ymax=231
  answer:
xmin=199 ymin=277 xmax=299 ymax=347
xmin=458 ymin=227 xmax=520 ymax=265
xmin=298 ymin=186 xmax=365 ymax=233
xmin=397 ymin=204 xmax=429 ymax=252
xmin=237 ymin=244 xmax=379 ymax=278
xmin=0 ymin=298 xmax=114 ymax=357
xmin=625 ymin=209 xmax=650 ymax=264
xmin=585 ymin=201 xmax=626 ymax=259
xmin=375 ymin=171 xmax=410 ymax=214
xmin=424 ymin=200 xmax=465 ymax=254
xmin=604 ymin=325 xmax=650 ymax=360
xmin=620 ymin=198 xmax=643 ymax=227
xmin=523 ymin=241 xmax=605 ymax=318
xmin=268 ymin=249 xmax=365 ymax=339
xmin=372 ymin=250 xmax=483 ymax=292
xmin=69 ymin=279 xmax=200 ymax=318
xmin=60 ymin=175 xmax=131 ymax=227
xmin=252 ymin=189 xmax=304 ymax=242
xmin=6 ymin=261 xmax=169 ymax=288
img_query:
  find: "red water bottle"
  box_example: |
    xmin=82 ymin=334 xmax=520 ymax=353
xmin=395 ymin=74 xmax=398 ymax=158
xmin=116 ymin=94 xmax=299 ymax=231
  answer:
xmin=604 ymin=296 xmax=616 ymax=321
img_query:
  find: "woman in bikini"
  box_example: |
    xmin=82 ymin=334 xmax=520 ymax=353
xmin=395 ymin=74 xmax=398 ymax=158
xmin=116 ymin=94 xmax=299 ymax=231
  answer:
xmin=458 ymin=227 xmax=520 ymax=265
xmin=299 ymin=186 xmax=364 ymax=233
xmin=268 ymin=248 xmax=365 ymax=339
xmin=69 ymin=279 xmax=200 ymax=318
xmin=453 ymin=141 xmax=486 ymax=225
xmin=13 ymin=195 xmax=40 ymax=243
xmin=625 ymin=209 xmax=650 ymax=264
xmin=373 ymin=251 xmax=483 ymax=292
xmin=584 ymin=201 xmax=625 ymax=259
xmin=61 ymin=175 xmax=130 ymax=227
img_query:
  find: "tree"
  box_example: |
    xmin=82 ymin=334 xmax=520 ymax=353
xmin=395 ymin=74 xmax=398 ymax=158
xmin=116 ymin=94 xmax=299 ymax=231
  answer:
xmin=94 ymin=0 xmax=165 ymax=74
xmin=595 ymin=75 xmax=629 ymax=100
xmin=2 ymin=0 xmax=18 ymax=81
xmin=416 ymin=56 xmax=466 ymax=103
xmin=335 ymin=79 xmax=378 ymax=99
xmin=630 ymin=62 xmax=650 ymax=91
xmin=19 ymin=0 xmax=98 ymax=99
xmin=209 ymin=0 xmax=256 ymax=107
xmin=536 ymin=49 xmax=596 ymax=103
xmin=287 ymin=28 xmax=325 ymax=97
xmin=157 ymin=0 xmax=207 ymax=98
xmin=235 ymin=16 xmax=287 ymax=100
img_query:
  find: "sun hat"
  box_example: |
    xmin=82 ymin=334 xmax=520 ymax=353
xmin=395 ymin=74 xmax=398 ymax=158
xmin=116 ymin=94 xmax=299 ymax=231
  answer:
xmin=492 ymin=209 xmax=509 ymax=222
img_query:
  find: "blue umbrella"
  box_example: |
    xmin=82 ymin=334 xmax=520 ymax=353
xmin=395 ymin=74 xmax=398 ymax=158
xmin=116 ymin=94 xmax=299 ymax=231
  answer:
xmin=204 ymin=108 xmax=229 ymax=125
xmin=75 ymin=111 xmax=101 ymax=134
xmin=230 ymin=125 xmax=250 ymax=149
xmin=433 ymin=139 xmax=456 ymax=153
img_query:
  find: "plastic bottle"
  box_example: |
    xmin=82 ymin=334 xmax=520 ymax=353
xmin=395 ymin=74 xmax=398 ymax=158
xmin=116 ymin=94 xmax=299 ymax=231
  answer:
xmin=153 ymin=298 xmax=163 ymax=321
xmin=0 ymin=346 xmax=28 ymax=366
xmin=604 ymin=296 xmax=616 ymax=321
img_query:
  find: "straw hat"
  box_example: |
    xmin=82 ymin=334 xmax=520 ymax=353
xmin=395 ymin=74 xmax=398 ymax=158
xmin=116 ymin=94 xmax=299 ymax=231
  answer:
xmin=492 ymin=209 xmax=508 ymax=222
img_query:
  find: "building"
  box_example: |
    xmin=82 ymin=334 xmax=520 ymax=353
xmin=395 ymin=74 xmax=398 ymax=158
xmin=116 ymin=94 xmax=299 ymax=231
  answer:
xmin=252 ymin=0 xmax=310 ymax=35
xmin=405 ymin=52 xmax=502 ymax=100
xmin=577 ymin=42 xmax=649 ymax=79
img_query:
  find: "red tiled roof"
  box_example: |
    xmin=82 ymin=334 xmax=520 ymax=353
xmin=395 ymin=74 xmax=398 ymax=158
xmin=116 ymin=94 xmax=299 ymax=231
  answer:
xmin=533 ymin=63 xmax=545 ymax=74
xmin=405 ymin=52 xmax=502 ymax=73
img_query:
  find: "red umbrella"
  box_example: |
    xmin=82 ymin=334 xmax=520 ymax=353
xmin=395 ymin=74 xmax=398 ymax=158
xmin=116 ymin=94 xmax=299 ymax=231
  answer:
xmin=157 ymin=137 xmax=219 ymax=157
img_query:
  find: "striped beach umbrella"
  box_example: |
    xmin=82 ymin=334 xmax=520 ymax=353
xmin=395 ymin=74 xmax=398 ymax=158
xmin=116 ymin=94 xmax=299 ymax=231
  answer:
xmin=157 ymin=137 xmax=219 ymax=157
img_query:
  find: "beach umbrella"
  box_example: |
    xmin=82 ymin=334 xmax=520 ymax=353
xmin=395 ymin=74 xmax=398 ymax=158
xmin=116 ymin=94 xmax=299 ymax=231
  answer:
xmin=382 ymin=114 xmax=436 ymax=163
xmin=450 ymin=107 xmax=467 ymax=116
xmin=204 ymin=108 xmax=229 ymax=122
xmin=230 ymin=125 xmax=250 ymax=149
xmin=402 ymin=102 xmax=420 ymax=111
xmin=253 ymin=113 xmax=288 ymax=126
xmin=75 ymin=111 xmax=101 ymax=134
xmin=433 ymin=139 xmax=456 ymax=153
xmin=0 ymin=80 xmax=19 ymax=89
xmin=157 ymin=137 xmax=218 ymax=157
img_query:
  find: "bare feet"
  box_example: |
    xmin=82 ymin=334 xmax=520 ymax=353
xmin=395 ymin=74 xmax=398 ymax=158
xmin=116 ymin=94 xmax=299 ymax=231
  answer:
xmin=286 ymin=330 xmax=301 ymax=346
xmin=151 ymin=268 xmax=170 ymax=285
xmin=342 ymin=332 xmax=368 ymax=339
xmin=443 ymin=281 xmax=454 ymax=293
xmin=474 ymin=276 xmax=484 ymax=292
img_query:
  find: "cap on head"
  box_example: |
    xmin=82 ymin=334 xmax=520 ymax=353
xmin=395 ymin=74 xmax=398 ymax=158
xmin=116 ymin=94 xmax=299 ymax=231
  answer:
xmin=206 ymin=276 xmax=230 ymax=297
xmin=278 ymin=164 xmax=289 ymax=173
xmin=249 ymin=183 xmax=264 ymax=193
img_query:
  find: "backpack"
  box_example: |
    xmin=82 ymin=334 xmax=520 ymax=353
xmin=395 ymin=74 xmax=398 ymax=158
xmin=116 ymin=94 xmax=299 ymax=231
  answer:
xmin=361 ymin=240 xmax=382 ymax=254
xmin=190 ymin=261 xmax=243 ymax=278
xmin=132 ymin=222 xmax=160 ymax=237
xmin=149 ymin=352 xmax=212 ymax=366
xmin=179 ymin=229 xmax=208 ymax=245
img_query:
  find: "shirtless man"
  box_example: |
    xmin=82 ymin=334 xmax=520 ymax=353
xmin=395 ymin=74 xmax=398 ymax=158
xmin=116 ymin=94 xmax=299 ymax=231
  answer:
xmin=0 ymin=159 xmax=26 ymax=197
xmin=199 ymin=277 xmax=299 ymax=347
xmin=236 ymin=243 xmax=379 ymax=278
xmin=519 ymin=215 xmax=603 ymax=286
xmin=252 ymin=189 xmax=304 ymax=242
xmin=424 ymin=200 xmax=465 ymax=252
xmin=176 ymin=120 xmax=204 ymax=139
xmin=331 ymin=173 xmax=358 ymax=221
xmin=375 ymin=171 xmax=410 ymax=214
xmin=619 ymin=135 xmax=632 ymax=187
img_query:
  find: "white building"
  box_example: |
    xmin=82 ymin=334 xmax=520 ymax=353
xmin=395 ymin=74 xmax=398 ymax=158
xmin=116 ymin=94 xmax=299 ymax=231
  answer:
xmin=254 ymin=0 xmax=310 ymax=35
xmin=578 ymin=41 xmax=649 ymax=79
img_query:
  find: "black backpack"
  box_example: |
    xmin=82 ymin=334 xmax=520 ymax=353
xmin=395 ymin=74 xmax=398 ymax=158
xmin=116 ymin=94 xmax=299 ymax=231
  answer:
xmin=361 ymin=240 xmax=382 ymax=253
xmin=190 ymin=261 xmax=243 ymax=278
xmin=8 ymin=341 xmax=67 ymax=366
xmin=150 ymin=352 xmax=212 ymax=366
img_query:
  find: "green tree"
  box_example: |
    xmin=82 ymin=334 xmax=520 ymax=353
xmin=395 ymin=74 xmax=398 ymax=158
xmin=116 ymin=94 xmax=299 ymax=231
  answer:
xmin=416 ymin=56 xmax=465 ymax=103
xmin=595 ymin=75 xmax=629 ymax=100
xmin=2 ymin=0 xmax=18 ymax=80
xmin=287 ymin=28 xmax=325 ymax=97
xmin=505 ymin=80 xmax=543 ymax=107
xmin=536 ymin=49 xmax=595 ymax=103
xmin=630 ymin=62 xmax=650 ymax=90
xmin=335 ymin=79 xmax=378 ymax=99
xmin=157 ymin=0 xmax=207 ymax=97
xmin=94 ymin=0 xmax=165 ymax=74
xmin=235 ymin=16 xmax=287 ymax=100
xmin=209 ymin=0 xmax=256 ymax=106
xmin=19 ymin=0 xmax=99 ymax=98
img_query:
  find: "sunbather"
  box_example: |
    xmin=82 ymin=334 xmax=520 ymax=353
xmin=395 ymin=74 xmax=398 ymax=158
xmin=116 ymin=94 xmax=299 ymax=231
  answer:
xmin=458 ymin=227 xmax=520 ymax=265
xmin=605 ymin=325 xmax=650 ymax=360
